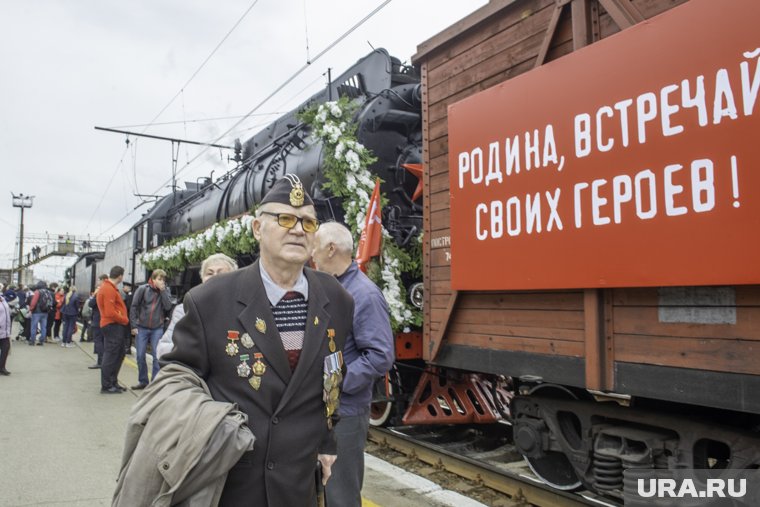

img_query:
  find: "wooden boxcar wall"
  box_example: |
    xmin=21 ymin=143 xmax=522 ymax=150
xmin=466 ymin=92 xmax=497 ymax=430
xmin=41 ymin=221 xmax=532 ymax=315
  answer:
xmin=413 ymin=0 xmax=760 ymax=413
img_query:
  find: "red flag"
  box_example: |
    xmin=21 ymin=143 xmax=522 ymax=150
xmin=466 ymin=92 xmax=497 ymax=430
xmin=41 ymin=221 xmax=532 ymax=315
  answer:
xmin=356 ymin=179 xmax=382 ymax=272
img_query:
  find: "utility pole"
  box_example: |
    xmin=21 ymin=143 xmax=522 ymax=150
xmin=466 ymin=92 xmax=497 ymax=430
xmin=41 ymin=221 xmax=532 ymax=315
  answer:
xmin=11 ymin=193 xmax=34 ymax=285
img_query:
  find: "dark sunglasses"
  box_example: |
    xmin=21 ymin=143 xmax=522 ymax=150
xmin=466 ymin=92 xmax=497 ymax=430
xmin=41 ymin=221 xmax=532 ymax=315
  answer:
xmin=260 ymin=211 xmax=320 ymax=232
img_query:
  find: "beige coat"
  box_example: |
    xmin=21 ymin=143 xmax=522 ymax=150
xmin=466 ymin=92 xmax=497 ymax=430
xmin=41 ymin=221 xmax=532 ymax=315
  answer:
xmin=112 ymin=363 xmax=255 ymax=507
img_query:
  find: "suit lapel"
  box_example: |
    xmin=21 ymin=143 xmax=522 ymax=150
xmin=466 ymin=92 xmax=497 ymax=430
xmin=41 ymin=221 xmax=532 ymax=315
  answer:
xmin=276 ymin=268 xmax=330 ymax=413
xmin=236 ymin=262 xmax=292 ymax=384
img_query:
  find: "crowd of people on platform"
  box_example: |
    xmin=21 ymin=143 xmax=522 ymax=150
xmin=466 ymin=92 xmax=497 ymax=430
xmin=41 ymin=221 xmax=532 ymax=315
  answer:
xmin=0 ymin=281 xmax=91 ymax=349
xmin=0 ymin=275 xmax=160 ymax=380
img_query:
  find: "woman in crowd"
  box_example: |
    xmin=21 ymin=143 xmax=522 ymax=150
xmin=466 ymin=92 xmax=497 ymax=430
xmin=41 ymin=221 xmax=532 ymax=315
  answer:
xmin=60 ymin=286 xmax=80 ymax=347
xmin=0 ymin=292 xmax=11 ymax=375
xmin=53 ymin=286 xmax=65 ymax=341
xmin=155 ymin=253 xmax=238 ymax=359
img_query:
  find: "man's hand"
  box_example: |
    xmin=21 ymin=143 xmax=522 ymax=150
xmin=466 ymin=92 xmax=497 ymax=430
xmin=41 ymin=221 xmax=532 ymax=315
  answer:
xmin=131 ymin=328 xmax=138 ymax=336
xmin=317 ymin=454 xmax=337 ymax=485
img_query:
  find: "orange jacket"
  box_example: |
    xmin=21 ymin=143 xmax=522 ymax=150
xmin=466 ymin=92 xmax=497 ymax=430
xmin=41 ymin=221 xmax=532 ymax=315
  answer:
xmin=55 ymin=291 xmax=64 ymax=320
xmin=97 ymin=279 xmax=129 ymax=327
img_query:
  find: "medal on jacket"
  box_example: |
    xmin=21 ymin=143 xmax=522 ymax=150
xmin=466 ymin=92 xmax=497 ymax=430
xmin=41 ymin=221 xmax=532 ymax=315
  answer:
xmin=237 ymin=354 xmax=251 ymax=377
xmin=249 ymin=353 xmax=265 ymax=390
xmin=252 ymin=353 xmax=266 ymax=376
xmin=323 ymin=370 xmax=341 ymax=419
xmin=327 ymin=328 xmax=336 ymax=353
xmin=255 ymin=318 xmax=266 ymax=334
xmin=226 ymin=330 xmax=240 ymax=356
xmin=241 ymin=332 xmax=254 ymax=349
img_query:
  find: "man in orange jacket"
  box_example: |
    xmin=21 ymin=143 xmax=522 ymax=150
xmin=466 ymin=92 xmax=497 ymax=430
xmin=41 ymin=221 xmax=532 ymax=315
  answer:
xmin=96 ymin=266 xmax=129 ymax=394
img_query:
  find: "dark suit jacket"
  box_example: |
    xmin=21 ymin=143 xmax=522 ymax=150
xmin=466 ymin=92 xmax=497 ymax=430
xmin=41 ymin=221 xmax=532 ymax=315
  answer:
xmin=162 ymin=261 xmax=353 ymax=507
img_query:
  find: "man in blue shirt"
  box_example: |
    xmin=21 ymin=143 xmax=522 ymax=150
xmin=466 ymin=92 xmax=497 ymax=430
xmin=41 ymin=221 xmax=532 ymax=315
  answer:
xmin=312 ymin=222 xmax=395 ymax=507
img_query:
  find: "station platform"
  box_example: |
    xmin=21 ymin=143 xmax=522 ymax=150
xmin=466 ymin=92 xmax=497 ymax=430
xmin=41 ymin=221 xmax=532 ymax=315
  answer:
xmin=0 ymin=322 xmax=486 ymax=507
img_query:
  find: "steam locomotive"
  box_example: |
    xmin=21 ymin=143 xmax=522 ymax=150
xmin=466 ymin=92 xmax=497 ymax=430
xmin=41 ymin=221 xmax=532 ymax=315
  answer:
xmin=80 ymin=49 xmax=423 ymax=294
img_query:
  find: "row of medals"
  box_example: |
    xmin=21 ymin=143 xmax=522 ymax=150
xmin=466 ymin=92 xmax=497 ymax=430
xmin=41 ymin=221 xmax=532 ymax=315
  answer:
xmin=324 ymin=328 xmax=341 ymax=425
xmin=225 ymin=317 xmax=341 ymax=425
xmin=226 ymin=323 xmax=265 ymax=391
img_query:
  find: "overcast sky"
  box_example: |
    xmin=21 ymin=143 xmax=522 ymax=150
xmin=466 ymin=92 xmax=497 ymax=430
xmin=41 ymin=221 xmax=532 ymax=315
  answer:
xmin=0 ymin=0 xmax=486 ymax=280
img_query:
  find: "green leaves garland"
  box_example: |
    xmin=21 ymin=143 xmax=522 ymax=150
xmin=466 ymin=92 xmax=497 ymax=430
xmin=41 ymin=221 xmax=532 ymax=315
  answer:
xmin=142 ymin=215 xmax=257 ymax=273
xmin=300 ymin=97 xmax=422 ymax=331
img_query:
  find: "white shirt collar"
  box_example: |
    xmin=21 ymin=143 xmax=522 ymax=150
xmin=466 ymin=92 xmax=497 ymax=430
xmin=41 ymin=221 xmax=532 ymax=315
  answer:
xmin=259 ymin=262 xmax=309 ymax=306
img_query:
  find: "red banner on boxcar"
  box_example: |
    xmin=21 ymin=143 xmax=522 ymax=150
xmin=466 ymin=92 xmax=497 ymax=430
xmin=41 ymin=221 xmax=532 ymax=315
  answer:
xmin=447 ymin=0 xmax=760 ymax=290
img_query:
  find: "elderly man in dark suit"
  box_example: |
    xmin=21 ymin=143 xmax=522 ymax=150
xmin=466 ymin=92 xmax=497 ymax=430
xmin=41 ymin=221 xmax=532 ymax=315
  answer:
xmin=163 ymin=174 xmax=353 ymax=506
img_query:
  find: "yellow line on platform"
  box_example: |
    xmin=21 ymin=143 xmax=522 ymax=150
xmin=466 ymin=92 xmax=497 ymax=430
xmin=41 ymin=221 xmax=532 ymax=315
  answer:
xmin=123 ymin=356 xmax=137 ymax=369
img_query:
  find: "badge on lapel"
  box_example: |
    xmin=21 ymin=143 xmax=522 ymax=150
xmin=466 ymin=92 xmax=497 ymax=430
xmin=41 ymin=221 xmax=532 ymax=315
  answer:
xmin=255 ymin=318 xmax=267 ymax=334
xmin=241 ymin=332 xmax=254 ymax=349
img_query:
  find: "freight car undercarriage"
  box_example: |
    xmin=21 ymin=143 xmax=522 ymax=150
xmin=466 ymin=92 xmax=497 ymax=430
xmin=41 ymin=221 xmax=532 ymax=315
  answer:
xmin=377 ymin=367 xmax=760 ymax=501
xmin=512 ymin=383 xmax=760 ymax=500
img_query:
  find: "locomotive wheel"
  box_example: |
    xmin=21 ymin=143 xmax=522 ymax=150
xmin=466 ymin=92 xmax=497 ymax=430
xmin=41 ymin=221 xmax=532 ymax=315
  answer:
xmin=369 ymin=373 xmax=394 ymax=427
xmin=525 ymin=451 xmax=582 ymax=491
xmin=521 ymin=384 xmax=582 ymax=491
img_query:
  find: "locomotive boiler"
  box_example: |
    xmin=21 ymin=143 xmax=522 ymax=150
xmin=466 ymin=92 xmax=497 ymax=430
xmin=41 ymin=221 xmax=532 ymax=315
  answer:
xmin=129 ymin=48 xmax=423 ymax=285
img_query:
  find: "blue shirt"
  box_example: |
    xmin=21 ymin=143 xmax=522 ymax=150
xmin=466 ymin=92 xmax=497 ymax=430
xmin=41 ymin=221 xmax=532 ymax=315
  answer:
xmin=336 ymin=261 xmax=394 ymax=416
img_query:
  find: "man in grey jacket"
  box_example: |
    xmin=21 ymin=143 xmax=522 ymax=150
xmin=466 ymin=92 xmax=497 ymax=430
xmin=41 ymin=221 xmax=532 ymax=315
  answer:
xmin=130 ymin=269 xmax=173 ymax=390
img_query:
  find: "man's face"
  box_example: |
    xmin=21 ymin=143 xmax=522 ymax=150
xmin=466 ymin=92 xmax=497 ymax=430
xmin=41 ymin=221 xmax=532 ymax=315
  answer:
xmin=201 ymin=262 xmax=233 ymax=283
xmin=253 ymin=203 xmax=317 ymax=266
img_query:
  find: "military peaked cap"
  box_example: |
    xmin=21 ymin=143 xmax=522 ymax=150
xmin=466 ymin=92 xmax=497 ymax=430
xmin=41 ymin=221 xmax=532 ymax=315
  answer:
xmin=260 ymin=174 xmax=314 ymax=207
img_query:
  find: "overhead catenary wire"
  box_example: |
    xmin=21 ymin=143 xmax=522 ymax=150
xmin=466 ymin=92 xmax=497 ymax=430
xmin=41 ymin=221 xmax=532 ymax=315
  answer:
xmin=224 ymin=73 xmax=326 ymax=140
xmin=84 ymin=145 xmax=132 ymax=235
xmin=181 ymin=90 xmax=191 ymax=165
xmin=144 ymin=0 xmax=395 ymax=197
xmin=137 ymin=0 xmax=262 ymax=138
xmin=106 ymin=112 xmax=285 ymax=129
xmin=94 ymin=0 xmax=394 ymax=240
xmin=86 ymin=0 xmax=262 ymax=237
xmin=303 ymin=0 xmax=311 ymax=63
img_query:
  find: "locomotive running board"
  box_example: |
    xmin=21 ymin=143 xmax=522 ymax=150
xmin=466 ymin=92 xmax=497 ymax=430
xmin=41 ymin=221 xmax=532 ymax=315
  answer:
xmin=401 ymin=368 xmax=512 ymax=425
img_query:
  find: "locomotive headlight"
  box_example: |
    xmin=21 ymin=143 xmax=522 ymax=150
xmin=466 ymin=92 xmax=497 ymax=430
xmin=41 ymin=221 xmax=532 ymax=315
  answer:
xmin=409 ymin=282 xmax=423 ymax=309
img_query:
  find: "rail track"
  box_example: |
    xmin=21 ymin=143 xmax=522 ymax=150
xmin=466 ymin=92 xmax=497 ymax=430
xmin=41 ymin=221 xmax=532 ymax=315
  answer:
xmin=368 ymin=424 xmax=620 ymax=507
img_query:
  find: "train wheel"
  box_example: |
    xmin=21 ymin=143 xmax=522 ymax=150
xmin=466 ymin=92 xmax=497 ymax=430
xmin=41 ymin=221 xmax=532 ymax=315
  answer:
xmin=369 ymin=373 xmax=394 ymax=427
xmin=520 ymin=384 xmax=582 ymax=491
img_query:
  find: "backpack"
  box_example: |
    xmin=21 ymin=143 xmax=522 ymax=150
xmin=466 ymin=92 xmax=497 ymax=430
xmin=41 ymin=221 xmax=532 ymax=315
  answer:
xmin=37 ymin=289 xmax=52 ymax=313
xmin=81 ymin=299 xmax=93 ymax=319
